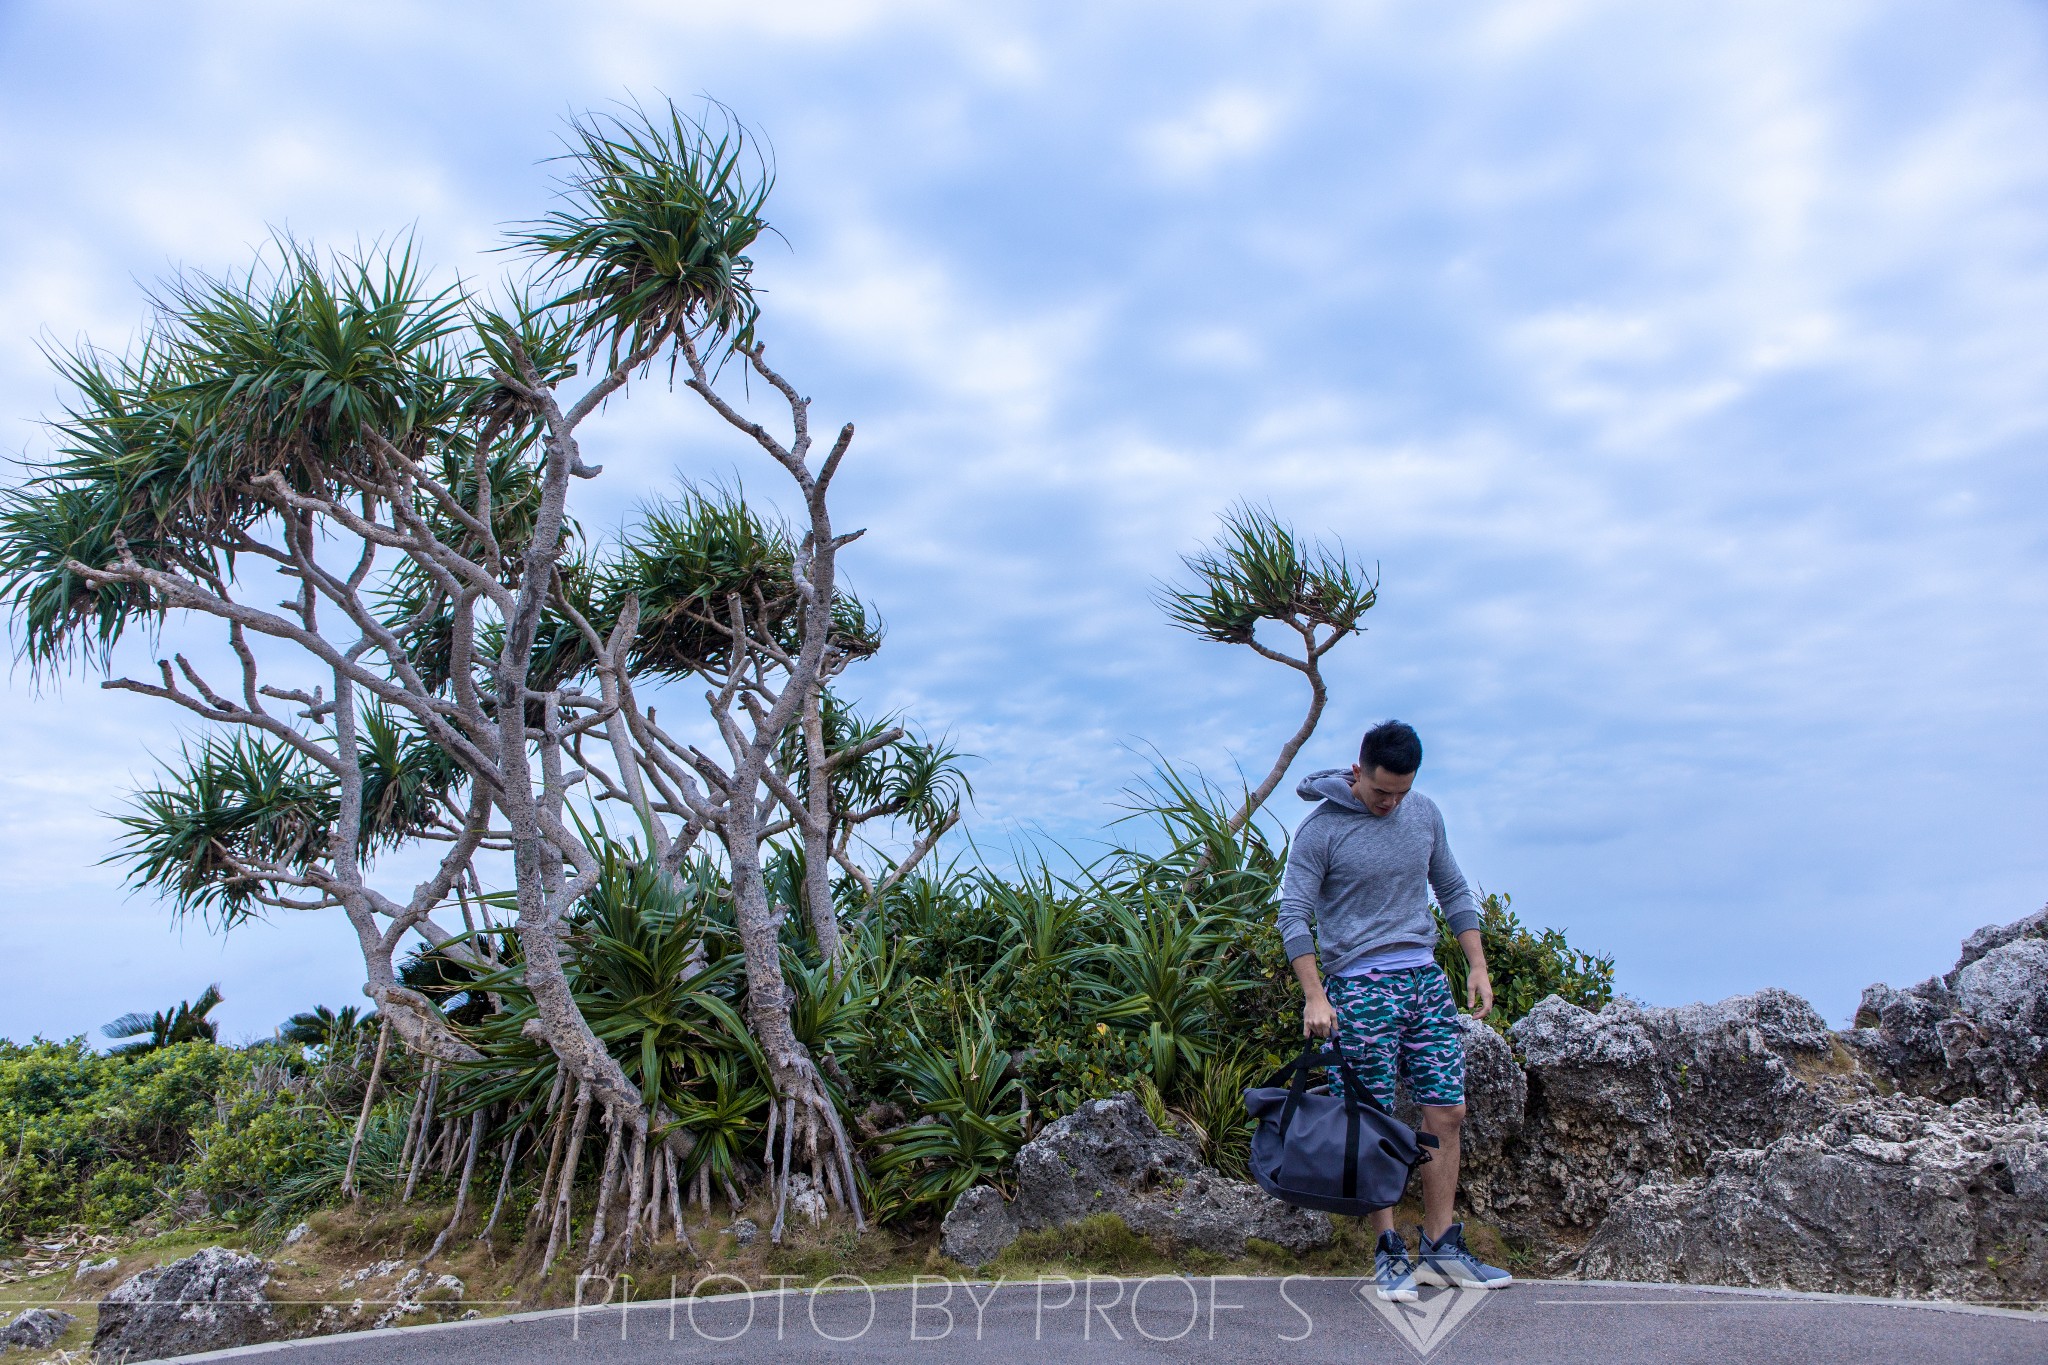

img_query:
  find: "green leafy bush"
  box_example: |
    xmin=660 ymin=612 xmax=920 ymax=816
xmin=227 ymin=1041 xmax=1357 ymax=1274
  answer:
xmin=1434 ymin=892 xmax=1616 ymax=1029
xmin=184 ymin=1087 xmax=348 ymax=1216
xmin=0 ymin=1038 xmax=244 ymax=1237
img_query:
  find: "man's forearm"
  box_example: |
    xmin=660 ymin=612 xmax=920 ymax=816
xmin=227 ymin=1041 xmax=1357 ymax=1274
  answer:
xmin=1293 ymin=953 xmax=1337 ymax=1037
xmin=1456 ymin=928 xmax=1487 ymax=973
xmin=1291 ymin=952 xmax=1327 ymax=1004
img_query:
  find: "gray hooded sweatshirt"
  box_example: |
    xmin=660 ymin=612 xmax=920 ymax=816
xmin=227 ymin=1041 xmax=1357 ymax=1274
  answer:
xmin=1276 ymin=769 xmax=1483 ymax=977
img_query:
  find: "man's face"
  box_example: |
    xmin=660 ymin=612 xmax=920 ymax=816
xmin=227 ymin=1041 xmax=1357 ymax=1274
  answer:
xmin=1349 ymin=763 xmax=1415 ymax=817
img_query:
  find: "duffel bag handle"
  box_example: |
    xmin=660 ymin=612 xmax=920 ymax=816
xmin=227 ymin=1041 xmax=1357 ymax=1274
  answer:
xmin=1270 ymin=1042 xmax=1387 ymax=1137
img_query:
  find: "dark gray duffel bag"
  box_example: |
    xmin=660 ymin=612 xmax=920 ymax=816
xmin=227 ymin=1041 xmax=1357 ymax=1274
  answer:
xmin=1244 ymin=1044 xmax=1438 ymax=1215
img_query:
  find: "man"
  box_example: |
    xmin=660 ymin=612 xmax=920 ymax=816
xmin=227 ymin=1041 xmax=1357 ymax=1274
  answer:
xmin=1277 ymin=719 xmax=1513 ymax=1302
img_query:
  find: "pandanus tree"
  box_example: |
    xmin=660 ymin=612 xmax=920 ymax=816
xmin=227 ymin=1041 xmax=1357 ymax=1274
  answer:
xmin=1159 ymin=505 xmax=1378 ymax=833
xmin=0 ymin=103 xmax=961 ymax=1251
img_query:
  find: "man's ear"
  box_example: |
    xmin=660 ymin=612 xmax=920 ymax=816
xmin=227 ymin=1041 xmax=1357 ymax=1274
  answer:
xmin=1348 ymin=763 xmax=1362 ymax=780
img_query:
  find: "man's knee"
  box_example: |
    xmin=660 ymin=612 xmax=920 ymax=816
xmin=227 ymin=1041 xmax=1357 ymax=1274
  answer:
xmin=1419 ymin=1102 xmax=1466 ymax=1131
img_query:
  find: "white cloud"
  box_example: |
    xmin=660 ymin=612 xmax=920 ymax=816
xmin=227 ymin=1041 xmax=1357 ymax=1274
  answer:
xmin=3 ymin=0 xmax=2047 ymax=1035
xmin=1134 ymin=87 xmax=1290 ymax=183
xmin=772 ymin=220 xmax=1107 ymax=428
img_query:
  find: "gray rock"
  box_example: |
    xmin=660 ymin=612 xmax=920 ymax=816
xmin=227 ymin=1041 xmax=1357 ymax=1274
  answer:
xmin=722 ymin=1218 xmax=758 ymax=1247
xmin=282 ymin=1222 xmax=311 ymax=1246
xmin=1955 ymin=937 xmax=2048 ymax=1030
xmin=1847 ymin=906 xmax=2048 ymax=1105
xmin=785 ymin=1172 xmax=828 ymax=1227
xmin=2 ymin=1308 xmax=76 ymax=1351
xmin=94 ymin=1247 xmax=278 ymax=1360
xmin=1011 ymin=1094 xmax=1331 ymax=1257
xmin=1119 ymin=1168 xmax=1333 ymax=1256
xmin=1954 ymin=905 xmax=2048 ymax=977
xmin=335 ymin=1258 xmax=401 ymax=1291
xmin=1493 ymin=988 xmax=1856 ymax=1242
xmin=372 ymin=1271 xmax=466 ymax=1330
xmin=1580 ymin=1096 xmax=2048 ymax=1301
xmin=940 ymin=1186 xmax=1020 ymax=1267
xmin=1012 ymin=1093 xmax=1204 ymax=1229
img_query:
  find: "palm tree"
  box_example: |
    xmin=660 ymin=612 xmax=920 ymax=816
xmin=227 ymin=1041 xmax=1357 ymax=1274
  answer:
xmin=102 ymin=984 xmax=225 ymax=1056
xmin=280 ymin=1004 xmax=376 ymax=1050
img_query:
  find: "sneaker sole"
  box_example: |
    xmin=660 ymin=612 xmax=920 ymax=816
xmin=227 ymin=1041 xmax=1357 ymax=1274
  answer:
xmin=1376 ymin=1286 xmax=1419 ymax=1303
xmin=1414 ymin=1262 xmax=1513 ymax=1290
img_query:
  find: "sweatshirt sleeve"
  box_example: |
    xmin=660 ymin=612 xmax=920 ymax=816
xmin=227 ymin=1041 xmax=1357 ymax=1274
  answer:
xmin=1427 ymin=802 xmax=1484 ymax=937
xmin=1276 ymin=812 xmax=1328 ymax=963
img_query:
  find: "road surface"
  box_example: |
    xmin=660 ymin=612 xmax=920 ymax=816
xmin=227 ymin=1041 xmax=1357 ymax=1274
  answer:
xmin=169 ymin=1276 xmax=2045 ymax=1364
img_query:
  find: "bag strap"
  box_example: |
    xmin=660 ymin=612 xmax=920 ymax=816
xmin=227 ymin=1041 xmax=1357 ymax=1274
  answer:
xmin=1270 ymin=1042 xmax=1388 ymax=1138
xmin=1267 ymin=1044 xmax=1446 ymax=1166
xmin=1343 ymin=1104 xmax=1361 ymax=1200
xmin=1268 ymin=1042 xmax=1389 ymax=1114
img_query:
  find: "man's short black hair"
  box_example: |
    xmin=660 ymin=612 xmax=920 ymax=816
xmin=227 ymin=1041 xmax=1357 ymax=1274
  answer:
xmin=1360 ymin=720 xmax=1423 ymax=775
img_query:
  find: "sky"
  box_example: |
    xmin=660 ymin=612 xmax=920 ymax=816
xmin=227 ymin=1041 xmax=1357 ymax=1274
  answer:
xmin=1 ymin=0 xmax=2044 ymax=1042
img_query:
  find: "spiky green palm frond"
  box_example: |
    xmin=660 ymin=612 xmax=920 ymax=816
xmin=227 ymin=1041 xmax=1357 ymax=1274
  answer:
xmin=114 ymin=736 xmax=338 ymax=924
xmin=1079 ymin=889 xmax=1252 ymax=1093
xmin=521 ymin=100 xmax=772 ymax=366
xmin=280 ymin=1004 xmax=375 ymax=1048
xmin=1157 ymin=503 xmax=1377 ymax=645
xmin=2 ymin=240 xmax=480 ymax=673
xmin=605 ymin=484 xmax=797 ymax=679
xmin=103 ymin=984 xmax=225 ymax=1055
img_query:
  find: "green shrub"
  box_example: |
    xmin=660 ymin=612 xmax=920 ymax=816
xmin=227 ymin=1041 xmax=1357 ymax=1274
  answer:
xmin=0 ymin=1037 xmax=247 ymax=1238
xmin=1435 ymin=892 xmax=1616 ymax=1028
xmin=184 ymin=1090 xmax=346 ymax=1216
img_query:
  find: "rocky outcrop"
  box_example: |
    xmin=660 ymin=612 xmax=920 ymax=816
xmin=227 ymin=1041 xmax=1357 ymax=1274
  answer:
xmin=95 ymin=1247 xmax=279 ymax=1360
xmin=1521 ymin=905 xmax=2048 ymax=1302
xmin=1845 ymin=908 xmax=2048 ymax=1106
xmin=1015 ymin=1094 xmax=1333 ymax=1256
xmin=2 ymin=1309 xmax=76 ymax=1352
xmin=941 ymin=1094 xmax=1332 ymax=1266
xmin=943 ymin=906 xmax=2048 ymax=1304
xmin=1579 ymin=1095 xmax=2048 ymax=1301
xmin=1843 ymin=900 xmax=2048 ymax=1105
xmin=1486 ymin=988 xmax=1862 ymax=1243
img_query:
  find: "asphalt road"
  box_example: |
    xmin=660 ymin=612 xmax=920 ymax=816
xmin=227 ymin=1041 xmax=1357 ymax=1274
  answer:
xmin=172 ymin=1277 xmax=2047 ymax=1365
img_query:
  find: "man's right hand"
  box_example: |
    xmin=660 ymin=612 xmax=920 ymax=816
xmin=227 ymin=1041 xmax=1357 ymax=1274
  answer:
xmin=1303 ymin=994 xmax=1337 ymax=1038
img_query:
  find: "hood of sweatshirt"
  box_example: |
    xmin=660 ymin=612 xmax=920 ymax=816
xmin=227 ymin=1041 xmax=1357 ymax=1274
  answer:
xmin=1295 ymin=767 xmax=1369 ymax=813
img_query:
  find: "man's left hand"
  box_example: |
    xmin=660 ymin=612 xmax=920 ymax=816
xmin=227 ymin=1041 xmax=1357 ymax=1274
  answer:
xmin=1466 ymin=966 xmax=1494 ymax=1019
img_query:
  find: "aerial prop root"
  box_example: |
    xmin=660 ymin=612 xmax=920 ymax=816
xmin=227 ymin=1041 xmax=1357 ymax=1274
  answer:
xmin=766 ymin=1053 xmax=864 ymax=1244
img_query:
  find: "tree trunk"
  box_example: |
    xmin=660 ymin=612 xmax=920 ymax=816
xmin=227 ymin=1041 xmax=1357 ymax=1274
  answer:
xmin=663 ymin=1145 xmax=691 ymax=1252
xmin=799 ymin=689 xmax=839 ymax=958
xmin=342 ymin=1019 xmax=391 ymax=1198
xmin=480 ymin=1125 xmax=522 ymax=1243
xmin=585 ymin=1116 xmax=624 ymax=1259
xmin=529 ymin=1072 xmax=574 ymax=1231
xmin=541 ymin=1083 xmax=592 ymax=1276
xmin=424 ymin=1111 xmax=485 ymax=1262
xmin=401 ymin=1061 xmax=441 ymax=1202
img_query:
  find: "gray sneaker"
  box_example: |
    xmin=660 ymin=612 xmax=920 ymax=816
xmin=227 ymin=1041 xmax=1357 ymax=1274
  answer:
xmin=1372 ymin=1230 xmax=1420 ymax=1302
xmin=1413 ymin=1222 xmax=1513 ymax=1290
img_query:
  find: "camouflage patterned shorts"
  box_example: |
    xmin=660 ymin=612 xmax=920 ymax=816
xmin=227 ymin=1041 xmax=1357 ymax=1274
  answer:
xmin=1324 ymin=964 xmax=1465 ymax=1110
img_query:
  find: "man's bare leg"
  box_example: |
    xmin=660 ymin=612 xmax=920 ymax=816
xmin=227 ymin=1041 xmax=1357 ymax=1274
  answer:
xmin=1418 ymin=1103 xmax=1465 ymax=1241
xmin=1369 ymin=1103 xmax=1464 ymax=1239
